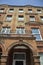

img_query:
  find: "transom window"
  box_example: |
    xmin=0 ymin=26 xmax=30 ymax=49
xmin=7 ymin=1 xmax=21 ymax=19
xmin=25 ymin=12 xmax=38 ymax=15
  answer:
xmin=9 ymin=8 xmax=14 ymax=12
xmin=1 ymin=27 xmax=10 ymax=34
xmin=16 ymin=28 xmax=25 ymax=34
xmin=19 ymin=9 xmax=24 ymax=12
xmin=6 ymin=15 xmax=12 ymax=21
xmin=30 ymin=16 xmax=35 ymax=22
xmin=18 ymin=15 xmax=24 ymax=21
xmin=0 ymin=8 xmax=4 ymax=12
xmin=13 ymin=53 xmax=26 ymax=60
xmin=32 ymin=28 xmax=42 ymax=40
xmin=40 ymin=16 xmax=43 ymax=21
xmin=28 ymin=9 xmax=32 ymax=13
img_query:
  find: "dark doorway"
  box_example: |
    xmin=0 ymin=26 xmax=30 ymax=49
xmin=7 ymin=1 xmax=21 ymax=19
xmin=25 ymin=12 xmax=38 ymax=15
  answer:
xmin=15 ymin=61 xmax=23 ymax=65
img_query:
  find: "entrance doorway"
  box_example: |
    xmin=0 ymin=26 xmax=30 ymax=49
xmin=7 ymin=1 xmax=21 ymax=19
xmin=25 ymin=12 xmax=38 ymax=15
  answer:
xmin=7 ymin=44 xmax=34 ymax=65
xmin=13 ymin=52 xmax=26 ymax=65
xmin=15 ymin=61 xmax=23 ymax=65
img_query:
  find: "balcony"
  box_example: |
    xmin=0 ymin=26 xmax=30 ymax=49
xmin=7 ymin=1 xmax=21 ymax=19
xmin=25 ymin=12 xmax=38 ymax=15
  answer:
xmin=0 ymin=31 xmax=35 ymax=40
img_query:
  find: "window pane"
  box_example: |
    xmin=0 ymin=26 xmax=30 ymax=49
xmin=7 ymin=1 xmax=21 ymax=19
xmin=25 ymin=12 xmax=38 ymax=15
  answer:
xmin=35 ymin=34 xmax=41 ymax=40
xmin=1 ymin=28 xmax=10 ymax=34
xmin=32 ymin=28 xmax=42 ymax=40
xmin=28 ymin=9 xmax=32 ymax=13
xmin=37 ymin=9 xmax=41 ymax=13
xmin=0 ymin=8 xmax=4 ymax=12
xmin=32 ymin=29 xmax=39 ymax=34
xmin=18 ymin=18 xmax=24 ymax=21
xmin=6 ymin=17 xmax=12 ymax=21
xmin=6 ymin=15 xmax=12 ymax=21
xmin=30 ymin=18 xmax=35 ymax=21
xmin=0 ymin=10 xmax=4 ymax=12
xmin=9 ymin=9 xmax=14 ymax=12
xmin=14 ymin=54 xmax=25 ymax=59
xmin=16 ymin=28 xmax=25 ymax=34
xmin=30 ymin=16 xmax=35 ymax=21
xmin=40 ymin=16 xmax=43 ymax=21
xmin=19 ymin=9 xmax=23 ymax=12
xmin=18 ymin=15 xmax=24 ymax=21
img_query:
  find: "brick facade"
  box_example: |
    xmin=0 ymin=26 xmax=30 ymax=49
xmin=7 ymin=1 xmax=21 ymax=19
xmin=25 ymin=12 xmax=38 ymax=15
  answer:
xmin=0 ymin=4 xmax=43 ymax=65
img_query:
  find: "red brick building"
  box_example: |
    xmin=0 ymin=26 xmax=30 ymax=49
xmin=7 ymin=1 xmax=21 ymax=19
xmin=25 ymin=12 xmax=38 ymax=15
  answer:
xmin=0 ymin=4 xmax=43 ymax=65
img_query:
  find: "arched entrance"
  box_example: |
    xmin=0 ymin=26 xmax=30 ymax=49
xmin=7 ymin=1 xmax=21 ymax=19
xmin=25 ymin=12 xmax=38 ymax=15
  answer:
xmin=7 ymin=44 xmax=34 ymax=65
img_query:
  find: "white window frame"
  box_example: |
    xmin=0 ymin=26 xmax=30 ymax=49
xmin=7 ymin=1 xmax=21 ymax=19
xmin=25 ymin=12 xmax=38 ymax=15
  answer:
xmin=30 ymin=17 xmax=35 ymax=21
xmin=28 ymin=9 xmax=32 ymax=13
xmin=9 ymin=9 xmax=14 ymax=13
xmin=18 ymin=18 xmax=24 ymax=21
xmin=18 ymin=15 xmax=24 ymax=21
xmin=19 ymin=9 xmax=24 ymax=13
xmin=37 ymin=10 xmax=42 ymax=13
xmin=0 ymin=10 xmax=4 ymax=12
xmin=40 ymin=17 xmax=43 ymax=21
xmin=28 ymin=10 xmax=32 ymax=13
xmin=6 ymin=16 xmax=12 ymax=21
xmin=0 ymin=8 xmax=4 ymax=13
xmin=32 ymin=29 xmax=42 ymax=41
xmin=19 ymin=10 xmax=24 ymax=12
xmin=16 ymin=28 xmax=25 ymax=34
xmin=1 ymin=28 xmax=10 ymax=34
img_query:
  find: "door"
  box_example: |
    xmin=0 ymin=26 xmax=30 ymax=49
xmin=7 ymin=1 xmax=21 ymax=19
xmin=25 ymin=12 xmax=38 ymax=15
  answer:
xmin=13 ymin=52 xmax=26 ymax=65
xmin=15 ymin=61 xmax=23 ymax=65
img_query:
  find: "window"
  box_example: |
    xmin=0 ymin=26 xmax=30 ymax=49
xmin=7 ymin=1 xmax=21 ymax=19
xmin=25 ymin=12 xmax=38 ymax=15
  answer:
xmin=18 ymin=15 xmax=24 ymax=21
xmin=0 ymin=8 xmax=4 ymax=12
xmin=1 ymin=27 xmax=10 ymax=34
xmin=9 ymin=8 xmax=14 ymax=12
xmin=37 ymin=9 xmax=41 ymax=13
xmin=14 ymin=53 xmax=26 ymax=59
xmin=30 ymin=16 xmax=35 ymax=21
xmin=40 ymin=16 xmax=43 ymax=21
xmin=16 ymin=28 xmax=25 ymax=34
xmin=28 ymin=9 xmax=32 ymax=13
xmin=19 ymin=9 xmax=24 ymax=12
xmin=39 ymin=53 xmax=43 ymax=65
xmin=32 ymin=28 xmax=42 ymax=40
xmin=6 ymin=15 xmax=12 ymax=21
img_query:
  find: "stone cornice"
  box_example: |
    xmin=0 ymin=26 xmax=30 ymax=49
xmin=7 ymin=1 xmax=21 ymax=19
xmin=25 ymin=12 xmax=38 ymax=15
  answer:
xmin=25 ymin=22 xmax=43 ymax=25
xmin=0 ymin=34 xmax=36 ymax=40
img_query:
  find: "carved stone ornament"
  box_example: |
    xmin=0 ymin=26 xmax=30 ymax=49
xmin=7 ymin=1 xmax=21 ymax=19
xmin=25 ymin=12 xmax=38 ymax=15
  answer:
xmin=0 ymin=39 xmax=5 ymax=44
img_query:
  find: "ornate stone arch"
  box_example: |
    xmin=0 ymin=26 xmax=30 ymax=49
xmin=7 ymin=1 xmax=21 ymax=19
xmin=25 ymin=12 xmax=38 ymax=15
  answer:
xmin=6 ymin=41 xmax=37 ymax=55
xmin=0 ymin=44 xmax=5 ymax=55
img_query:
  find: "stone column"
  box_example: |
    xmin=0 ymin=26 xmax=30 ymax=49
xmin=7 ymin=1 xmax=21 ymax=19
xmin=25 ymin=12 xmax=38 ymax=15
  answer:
xmin=33 ymin=55 xmax=40 ymax=65
xmin=1 ymin=55 xmax=8 ymax=65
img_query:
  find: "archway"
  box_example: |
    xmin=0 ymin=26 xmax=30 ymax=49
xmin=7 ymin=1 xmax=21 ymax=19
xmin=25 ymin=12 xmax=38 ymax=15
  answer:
xmin=7 ymin=44 xmax=34 ymax=65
